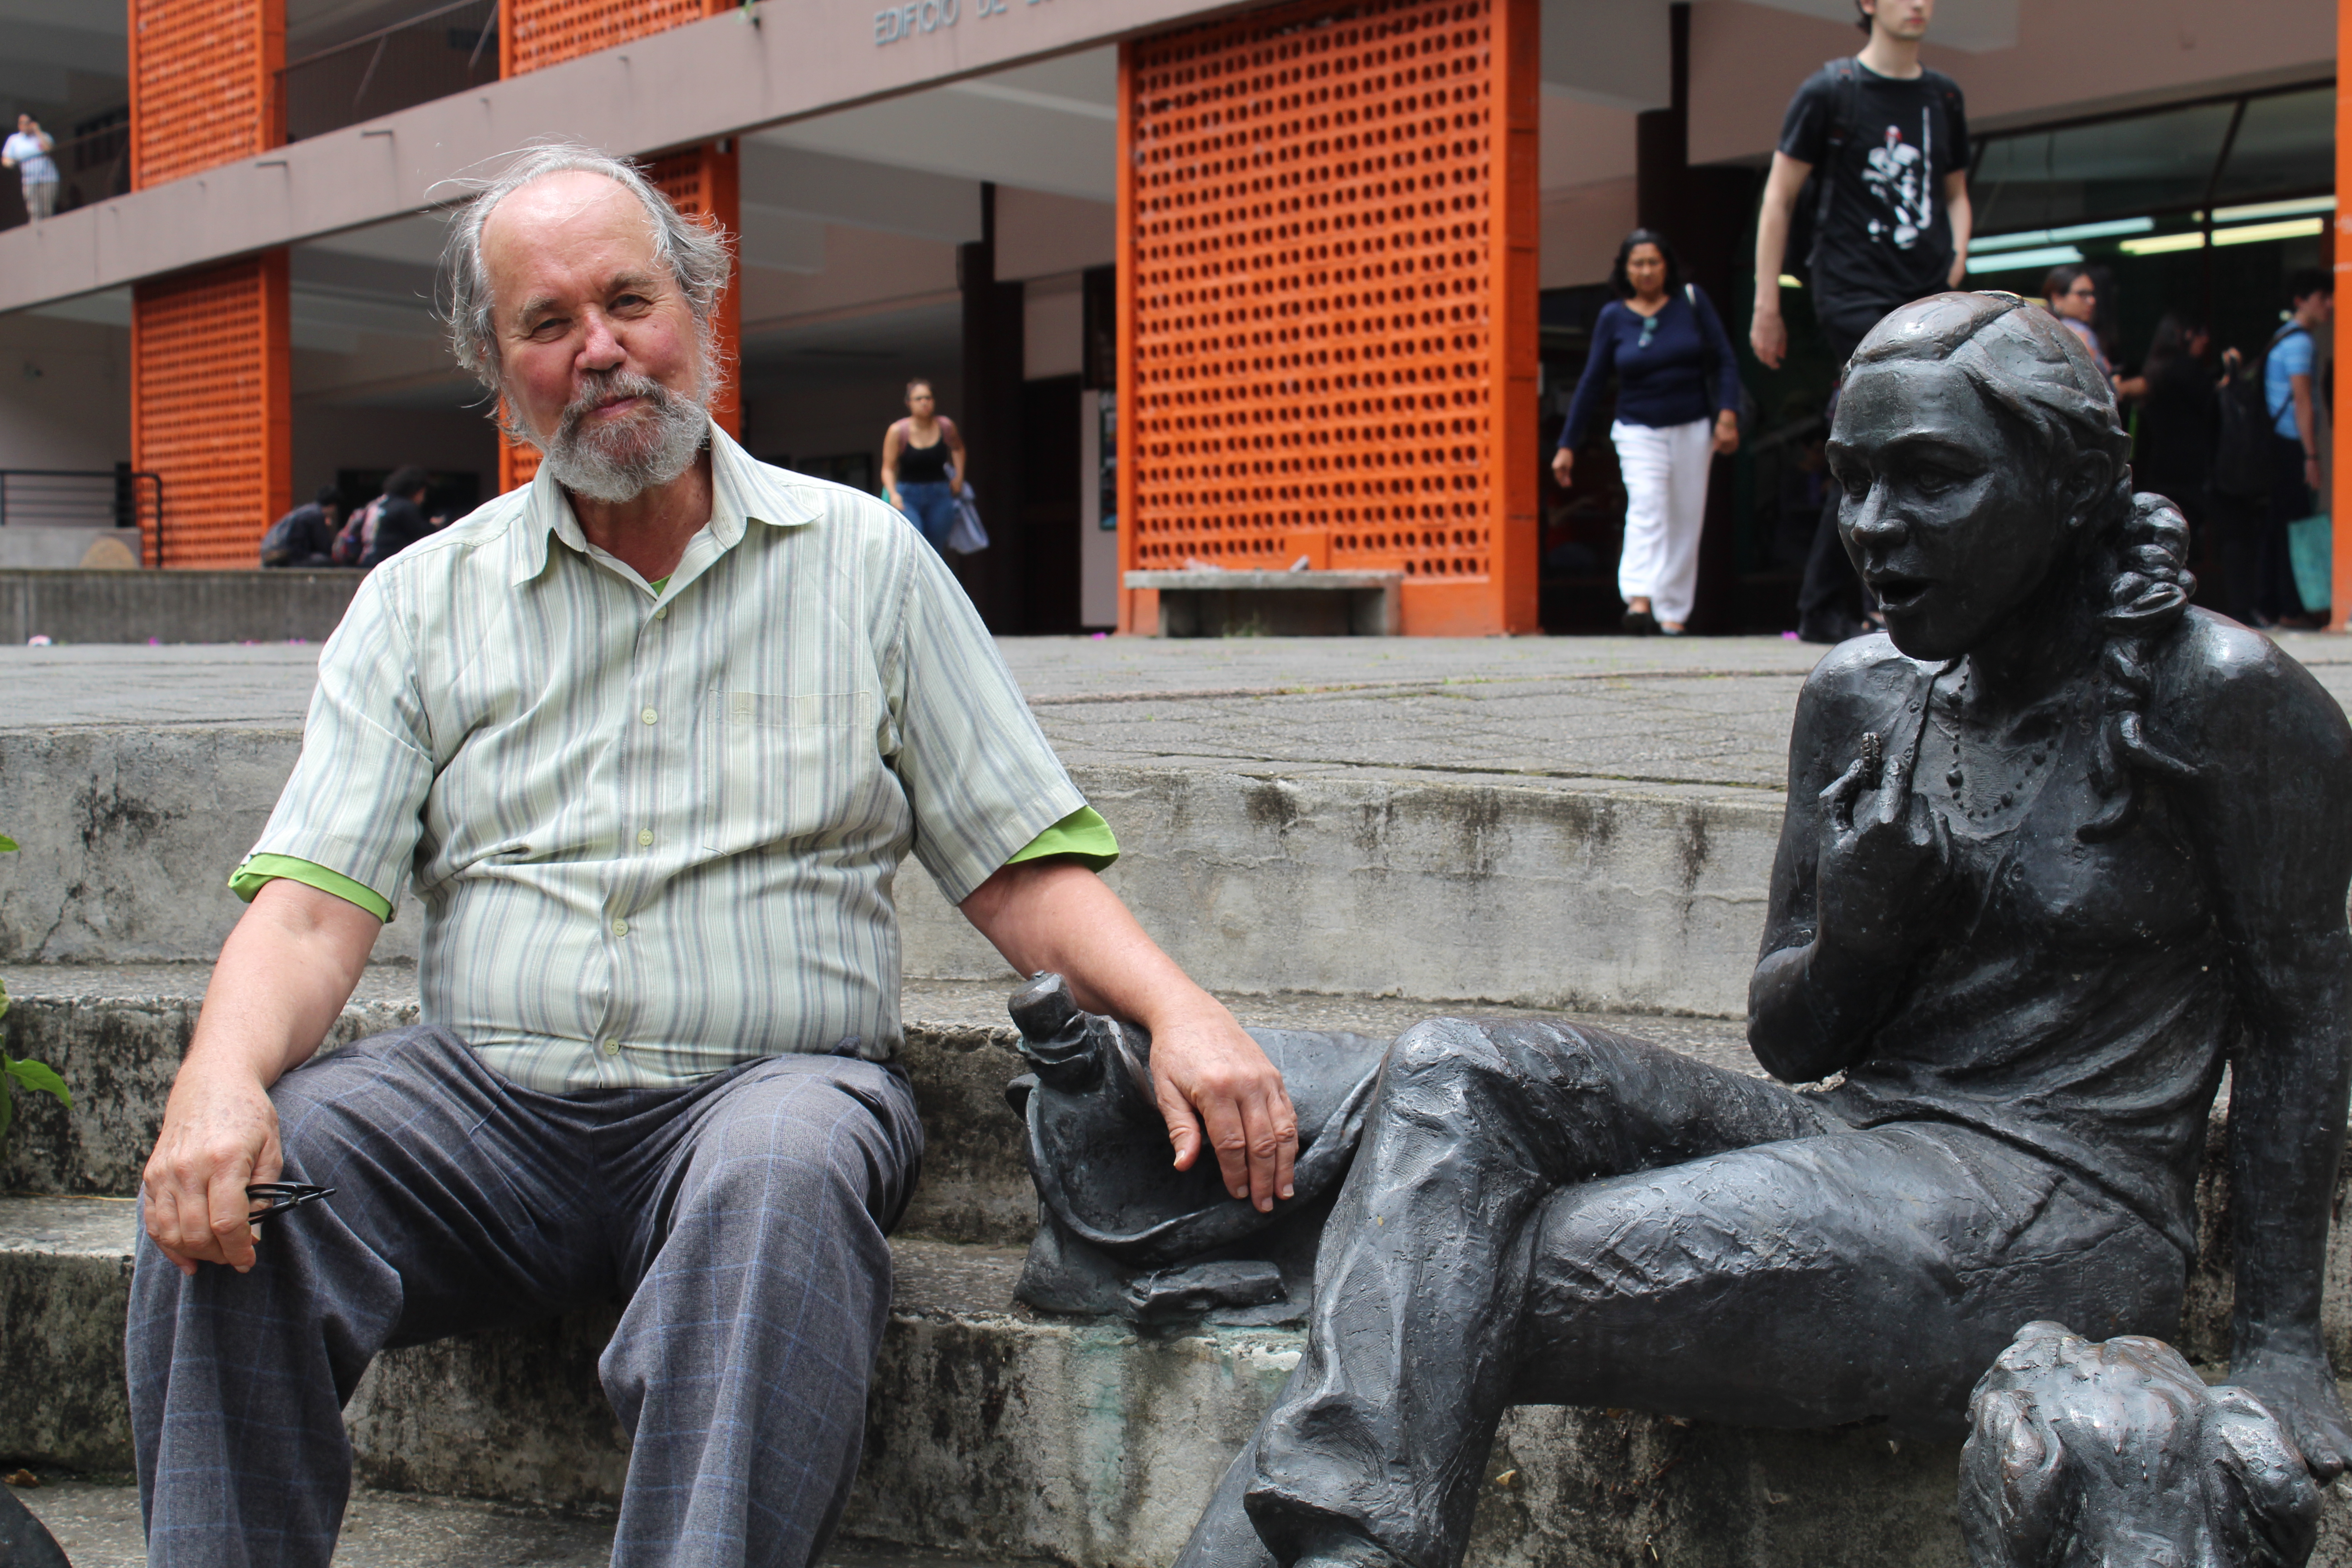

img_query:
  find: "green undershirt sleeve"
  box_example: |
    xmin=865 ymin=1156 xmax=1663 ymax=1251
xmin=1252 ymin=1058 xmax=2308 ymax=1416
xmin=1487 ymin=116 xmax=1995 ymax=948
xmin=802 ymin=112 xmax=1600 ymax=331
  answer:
xmin=228 ymin=853 xmax=395 ymax=923
xmin=1001 ymin=805 xmax=1120 ymax=872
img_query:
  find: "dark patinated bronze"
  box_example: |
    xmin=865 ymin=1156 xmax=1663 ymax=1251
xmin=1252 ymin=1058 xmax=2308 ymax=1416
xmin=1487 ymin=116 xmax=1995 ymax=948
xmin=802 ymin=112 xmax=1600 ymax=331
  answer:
xmin=1015 ymin=293 xmax=2352 ymax=1568
xmin=1962 ymin=1323 xmax=2321 ymax=1568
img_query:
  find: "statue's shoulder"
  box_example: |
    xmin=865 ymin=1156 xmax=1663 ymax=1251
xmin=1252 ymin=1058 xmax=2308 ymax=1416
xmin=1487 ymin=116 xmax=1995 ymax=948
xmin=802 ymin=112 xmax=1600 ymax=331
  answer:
xmin=2152 ymin=609 xmax=2352 ymax=773
xmin=1797 ymin=632 xmax=1932 ymax=720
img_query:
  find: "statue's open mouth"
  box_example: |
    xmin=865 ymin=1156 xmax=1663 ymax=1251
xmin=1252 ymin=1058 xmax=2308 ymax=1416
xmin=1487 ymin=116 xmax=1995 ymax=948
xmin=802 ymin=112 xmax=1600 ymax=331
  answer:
xmin=1871 ymin=573 xmax=1933 ymax=611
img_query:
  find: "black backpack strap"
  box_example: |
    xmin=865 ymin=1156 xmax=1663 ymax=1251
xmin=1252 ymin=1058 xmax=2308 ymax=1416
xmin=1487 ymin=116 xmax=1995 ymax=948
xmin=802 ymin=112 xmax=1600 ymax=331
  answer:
xmin=1812 ymin=58 xmax=1860 ymax=248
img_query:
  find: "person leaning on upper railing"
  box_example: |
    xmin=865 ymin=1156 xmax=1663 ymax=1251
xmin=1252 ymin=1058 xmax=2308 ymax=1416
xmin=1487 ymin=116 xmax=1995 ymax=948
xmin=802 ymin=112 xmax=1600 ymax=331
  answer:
xmin=2 ymin=114 xmax=59 ymax=222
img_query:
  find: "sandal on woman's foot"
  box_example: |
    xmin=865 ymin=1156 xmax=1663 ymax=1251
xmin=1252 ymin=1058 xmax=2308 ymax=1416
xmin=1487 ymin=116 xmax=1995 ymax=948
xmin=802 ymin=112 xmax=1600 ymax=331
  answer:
xmin=1621 ymin=608 xmax=1659 ymax=636
xmin=1659 ymin=622 xmax=1686 ymax=635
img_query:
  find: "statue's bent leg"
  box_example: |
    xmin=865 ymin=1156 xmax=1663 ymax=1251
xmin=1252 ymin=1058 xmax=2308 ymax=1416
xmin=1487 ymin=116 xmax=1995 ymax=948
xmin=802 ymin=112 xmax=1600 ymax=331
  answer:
xmin=1230 ymin=1018 xmax=1836 ymax=1568
xmin=1516 ymin=1122 xmax=2186 ymax=1434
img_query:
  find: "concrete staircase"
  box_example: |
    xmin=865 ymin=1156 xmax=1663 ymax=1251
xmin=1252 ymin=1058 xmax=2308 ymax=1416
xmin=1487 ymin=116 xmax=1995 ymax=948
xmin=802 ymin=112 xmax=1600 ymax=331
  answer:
xmin=6 ymin=967 xmax=2352 ymax=1567
xmin=11 ymin=637 xmax=2352 ymax=1564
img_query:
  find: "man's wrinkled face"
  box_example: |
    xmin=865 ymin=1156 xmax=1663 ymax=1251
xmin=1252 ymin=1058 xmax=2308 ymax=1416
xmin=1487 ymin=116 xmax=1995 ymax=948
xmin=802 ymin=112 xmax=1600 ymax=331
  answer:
xmin=481 ymin=171 xmax=710 ymax=503
xmin=1827 ymin=360 xmax=2073 ymax=661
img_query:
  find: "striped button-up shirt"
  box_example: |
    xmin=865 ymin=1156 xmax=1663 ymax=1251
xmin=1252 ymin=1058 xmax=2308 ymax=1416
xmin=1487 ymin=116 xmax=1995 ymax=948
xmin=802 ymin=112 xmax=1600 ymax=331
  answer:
xmin=239 ymin=425 xmax=1088 ymax=1091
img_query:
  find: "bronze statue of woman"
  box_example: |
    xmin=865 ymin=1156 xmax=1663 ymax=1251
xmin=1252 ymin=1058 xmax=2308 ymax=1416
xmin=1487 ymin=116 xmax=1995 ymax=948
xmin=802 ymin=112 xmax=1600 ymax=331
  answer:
xmin=1174 ymin=292 xmax=2352 ymax=1568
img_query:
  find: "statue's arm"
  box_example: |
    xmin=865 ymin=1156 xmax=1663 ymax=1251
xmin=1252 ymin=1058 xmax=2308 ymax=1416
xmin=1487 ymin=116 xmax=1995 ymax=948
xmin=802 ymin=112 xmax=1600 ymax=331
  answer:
xmin=2181 ymin=628 xmax=2352 ymax=1474
xmin=1748 ymin=649 xmax=1935 ymax=1083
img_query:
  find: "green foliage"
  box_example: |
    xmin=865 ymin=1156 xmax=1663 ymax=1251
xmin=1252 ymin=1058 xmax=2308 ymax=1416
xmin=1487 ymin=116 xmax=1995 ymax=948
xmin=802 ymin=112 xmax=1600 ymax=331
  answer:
xmin=0 ymin=833 xmax=70 ymax=1166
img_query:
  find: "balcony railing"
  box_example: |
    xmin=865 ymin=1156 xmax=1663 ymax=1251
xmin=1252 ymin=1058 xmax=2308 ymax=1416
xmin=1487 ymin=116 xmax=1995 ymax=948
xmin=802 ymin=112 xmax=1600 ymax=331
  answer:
xmin=0 ymin=111 xmax=132 ymax=232
xmin=0 ymin=470 xmax=164 ymax=568
xmin=280 ymin=0 xmax=501 ymax=144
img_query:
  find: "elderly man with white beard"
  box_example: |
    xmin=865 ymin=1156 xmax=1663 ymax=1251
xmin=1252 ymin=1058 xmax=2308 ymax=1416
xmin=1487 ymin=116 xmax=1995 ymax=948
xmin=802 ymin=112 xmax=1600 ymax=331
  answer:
xmin=126 ymin=145 xmax=1298 ymax=1568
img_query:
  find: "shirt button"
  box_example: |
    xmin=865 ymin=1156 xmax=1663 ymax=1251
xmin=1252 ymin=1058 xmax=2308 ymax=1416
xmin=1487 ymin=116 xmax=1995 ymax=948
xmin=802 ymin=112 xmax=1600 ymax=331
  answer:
xmin=653 ymin=607 xmax=668 ymax=621
xmin=601 ymin=1039 xmax=621 ymax=1057
xmin=641 ymin=707 xmax=658 ymax=725
xmin=637 ymin=829 xmax=654 ymax=847
xmin=611 ymin=918 xmax=629 ymax=936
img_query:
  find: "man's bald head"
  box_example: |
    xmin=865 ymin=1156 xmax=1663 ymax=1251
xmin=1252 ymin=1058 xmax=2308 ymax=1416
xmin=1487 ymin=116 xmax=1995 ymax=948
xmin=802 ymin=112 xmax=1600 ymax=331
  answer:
xmin=443 ymin=144 xmax=729 ymax=393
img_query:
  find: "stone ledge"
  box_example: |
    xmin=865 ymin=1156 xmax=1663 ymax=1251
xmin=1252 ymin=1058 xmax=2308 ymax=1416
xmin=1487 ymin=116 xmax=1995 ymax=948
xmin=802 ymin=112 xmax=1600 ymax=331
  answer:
xmin=6 ymin=1201 xmax=2352 ymax=1568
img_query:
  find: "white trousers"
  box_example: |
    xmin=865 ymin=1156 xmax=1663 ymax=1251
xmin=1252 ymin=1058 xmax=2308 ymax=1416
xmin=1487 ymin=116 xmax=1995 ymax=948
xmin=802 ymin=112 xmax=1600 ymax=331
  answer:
xmin=1610 ymin=416 xmax=1714 ymax=627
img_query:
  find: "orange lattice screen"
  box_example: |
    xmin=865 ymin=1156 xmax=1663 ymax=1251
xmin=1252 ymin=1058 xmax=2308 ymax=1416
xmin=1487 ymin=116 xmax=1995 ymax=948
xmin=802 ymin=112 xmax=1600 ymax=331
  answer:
xmin=495 ymin=142 xmax=742 ymax=491
xmin=501 ymin=0 xmax=730 ymax=75
xmin=1117 ymin=0 xmax=1538 ymax=635
xmin=128 ymin=0 xmax=284 ymax=190
xmin=132 ymin=253 xmax=292 ymax=568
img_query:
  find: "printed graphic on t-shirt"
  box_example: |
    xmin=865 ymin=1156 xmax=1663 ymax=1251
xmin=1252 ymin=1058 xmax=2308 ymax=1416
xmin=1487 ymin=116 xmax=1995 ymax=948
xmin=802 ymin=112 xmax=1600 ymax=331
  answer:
xmin=1861 ymin=118 xmax=1934 ymax=253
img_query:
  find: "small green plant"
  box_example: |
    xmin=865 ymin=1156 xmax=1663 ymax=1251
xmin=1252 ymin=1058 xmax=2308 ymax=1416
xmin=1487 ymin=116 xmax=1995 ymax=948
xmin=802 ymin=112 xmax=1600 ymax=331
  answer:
xmin=0 ymin=834 xmax=72 ymax=1163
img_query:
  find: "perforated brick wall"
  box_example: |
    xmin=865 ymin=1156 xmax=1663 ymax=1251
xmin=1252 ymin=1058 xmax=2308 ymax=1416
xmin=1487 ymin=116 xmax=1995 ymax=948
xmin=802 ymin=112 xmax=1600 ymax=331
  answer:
xmin=128 ymin=0 xmax=283 ymax=190
xmin=496 ymin=143 xmax=742 ymax=491
xmin=1117 ymin=0 xmax=1539 ymax=635
xmin=132 ymin=254 xmax=292 ymax=568
xmin=501 ymin=0 xmax=729 ymax=76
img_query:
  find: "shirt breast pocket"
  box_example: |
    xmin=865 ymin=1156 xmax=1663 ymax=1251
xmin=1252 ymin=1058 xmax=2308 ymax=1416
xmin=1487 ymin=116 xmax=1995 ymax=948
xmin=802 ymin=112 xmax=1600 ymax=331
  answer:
xmin=699 ymin=690 xmax=880 ymax=854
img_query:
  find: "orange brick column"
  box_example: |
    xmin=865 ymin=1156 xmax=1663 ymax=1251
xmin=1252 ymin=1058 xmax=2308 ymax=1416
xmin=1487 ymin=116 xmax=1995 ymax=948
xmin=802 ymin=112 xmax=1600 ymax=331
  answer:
xmin=126 ymin=0 xmax=291 ymax=568
xmin=1116 ymin=0 xmax=1540 ymax=636
xmin=496 ymin=0 xmax=740 ymax=494
xmin=131 ymin=255 xmax=293 ymax=569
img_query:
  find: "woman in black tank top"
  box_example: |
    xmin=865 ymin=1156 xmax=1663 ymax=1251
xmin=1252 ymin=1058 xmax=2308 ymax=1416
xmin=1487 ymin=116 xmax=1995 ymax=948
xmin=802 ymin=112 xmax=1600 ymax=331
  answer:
xmin=882 ymin=378 xmax=967 ymax=554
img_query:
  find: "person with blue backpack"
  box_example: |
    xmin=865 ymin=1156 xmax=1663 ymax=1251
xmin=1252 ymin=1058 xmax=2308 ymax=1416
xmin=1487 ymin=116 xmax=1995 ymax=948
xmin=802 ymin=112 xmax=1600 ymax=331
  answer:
xmin=1750 ymin=0 xmax=1972 ymax=642
xmin=2255 ymin=270 xmax=2334 ymax=627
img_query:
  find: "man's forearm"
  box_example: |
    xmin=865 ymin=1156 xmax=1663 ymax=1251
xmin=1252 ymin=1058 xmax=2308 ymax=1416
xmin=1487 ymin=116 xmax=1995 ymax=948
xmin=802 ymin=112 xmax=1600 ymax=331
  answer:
xmin=960 ymin=859 xmax=1216 ymax=1030
xmin=188 ymin=878 xmax=381 ymax=1087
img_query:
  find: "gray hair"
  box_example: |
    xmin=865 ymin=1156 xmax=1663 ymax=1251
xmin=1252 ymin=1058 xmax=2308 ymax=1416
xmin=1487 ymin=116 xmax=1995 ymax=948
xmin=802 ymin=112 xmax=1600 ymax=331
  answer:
xmin=440 ymin=142 xmax=731 ymax=392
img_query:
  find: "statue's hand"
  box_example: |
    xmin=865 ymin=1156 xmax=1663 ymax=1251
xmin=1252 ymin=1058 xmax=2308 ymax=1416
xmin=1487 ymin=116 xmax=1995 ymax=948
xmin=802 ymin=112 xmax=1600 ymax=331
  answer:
xmin=2231 ymin=1343 xmax=2352 ymax=1478
xmin=1813 ymin=728 xmax=1953 ymax=969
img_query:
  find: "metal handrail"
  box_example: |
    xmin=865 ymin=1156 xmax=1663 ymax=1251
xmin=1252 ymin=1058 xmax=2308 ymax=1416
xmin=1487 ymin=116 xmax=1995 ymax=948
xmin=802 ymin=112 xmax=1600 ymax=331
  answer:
xmin=0 ymin=469 xmax=164 ymax=568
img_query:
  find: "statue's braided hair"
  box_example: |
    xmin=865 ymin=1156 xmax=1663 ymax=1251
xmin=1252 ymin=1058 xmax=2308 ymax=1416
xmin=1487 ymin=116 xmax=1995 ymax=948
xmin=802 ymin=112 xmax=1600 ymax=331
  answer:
xmin=1847 ymin=292 xmax=2197 ymax=841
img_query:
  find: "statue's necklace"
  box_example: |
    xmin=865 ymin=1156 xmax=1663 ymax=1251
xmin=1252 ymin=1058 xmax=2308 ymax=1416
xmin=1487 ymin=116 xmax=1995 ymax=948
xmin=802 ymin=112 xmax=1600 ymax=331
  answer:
xmin=1939 ymin=665 xmax=2063 ymax=828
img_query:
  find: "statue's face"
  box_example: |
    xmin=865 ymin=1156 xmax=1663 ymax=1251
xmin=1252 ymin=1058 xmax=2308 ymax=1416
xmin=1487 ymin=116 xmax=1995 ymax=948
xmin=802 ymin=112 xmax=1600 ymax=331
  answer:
xmin=1827 ymin=359 xmax=2066 ymax=662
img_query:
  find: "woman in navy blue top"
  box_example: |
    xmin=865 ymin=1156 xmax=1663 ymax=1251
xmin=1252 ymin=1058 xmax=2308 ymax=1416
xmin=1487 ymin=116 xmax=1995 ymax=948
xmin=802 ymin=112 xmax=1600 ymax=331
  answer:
xmin=1552 ymin=230 xmax=1742 ymax=633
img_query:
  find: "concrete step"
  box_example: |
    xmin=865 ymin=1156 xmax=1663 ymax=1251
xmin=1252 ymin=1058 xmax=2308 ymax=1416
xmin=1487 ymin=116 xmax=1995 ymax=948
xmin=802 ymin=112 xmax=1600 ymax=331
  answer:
xmin=11 ymin=1475 xmax=1022 ymax=1568
xmin=9 ymin=967 xmax=2352 ymax=1565
xmin=10 ymin=1194 xmax=2352 ymax=1568
xmin=0 ymin=640 xmax=1833 ymax=1016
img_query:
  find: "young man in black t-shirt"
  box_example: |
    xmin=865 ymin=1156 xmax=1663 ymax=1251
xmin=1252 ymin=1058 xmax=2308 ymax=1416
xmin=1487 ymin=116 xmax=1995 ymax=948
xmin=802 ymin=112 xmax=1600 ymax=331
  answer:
xmin=1751 ymin=0 xmax=1973 ymax=641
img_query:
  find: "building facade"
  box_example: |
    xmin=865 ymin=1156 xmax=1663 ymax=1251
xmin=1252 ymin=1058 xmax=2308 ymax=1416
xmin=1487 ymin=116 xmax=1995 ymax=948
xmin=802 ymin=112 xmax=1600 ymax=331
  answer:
xmin=0 ymin=0 xmax=2338 ymax=632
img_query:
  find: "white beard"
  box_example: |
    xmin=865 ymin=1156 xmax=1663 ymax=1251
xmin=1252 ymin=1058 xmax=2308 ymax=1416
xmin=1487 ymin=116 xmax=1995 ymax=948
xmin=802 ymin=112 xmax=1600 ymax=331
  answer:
xmin=535 ymin=369 xmax=709 ymax=504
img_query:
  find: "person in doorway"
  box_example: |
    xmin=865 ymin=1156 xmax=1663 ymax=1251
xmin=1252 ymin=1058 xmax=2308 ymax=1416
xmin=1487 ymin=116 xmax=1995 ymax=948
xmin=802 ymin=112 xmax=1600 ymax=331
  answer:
xmin=357 ymin=465 xmax=435 ymax=568
xmin=260 ymin=484 xmax=345 ymax=568
xmin=2133 ymin=313 xmax=2226 ymax=592
xmin=1752 ymin=0 xmax=1971 ymax=643
xmin=127 ymin=144 xmax=1293 ymax=1568
xmin=881 ymin=379 xmax=967 ymax=555
xmin=3 ymin=114 xmax=59 ymax=221
xmin=2041 ymin=265 xmax=2126 ymax=392
xmin=1551 ymin=229 xmax=1740 ymax=635
xmin=2254 ymin=268 xmax=2334 ymax=629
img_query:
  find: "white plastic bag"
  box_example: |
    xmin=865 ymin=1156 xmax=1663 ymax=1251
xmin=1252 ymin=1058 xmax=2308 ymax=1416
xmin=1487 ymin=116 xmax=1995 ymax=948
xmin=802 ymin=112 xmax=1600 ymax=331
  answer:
xmin=947 ymin=486 xmax=990 ymax=555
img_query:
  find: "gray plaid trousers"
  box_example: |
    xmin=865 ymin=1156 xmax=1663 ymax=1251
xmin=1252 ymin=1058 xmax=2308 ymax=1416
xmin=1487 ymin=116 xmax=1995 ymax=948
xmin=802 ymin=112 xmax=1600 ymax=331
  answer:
xmin=127 ymin=1025 xmax=923 ymax=1568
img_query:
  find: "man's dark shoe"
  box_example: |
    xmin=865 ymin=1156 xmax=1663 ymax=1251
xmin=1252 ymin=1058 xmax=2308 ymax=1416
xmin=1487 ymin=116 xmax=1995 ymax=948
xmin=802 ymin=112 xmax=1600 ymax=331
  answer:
xmin=1621 ymin=608 xmax=1659 ymax=636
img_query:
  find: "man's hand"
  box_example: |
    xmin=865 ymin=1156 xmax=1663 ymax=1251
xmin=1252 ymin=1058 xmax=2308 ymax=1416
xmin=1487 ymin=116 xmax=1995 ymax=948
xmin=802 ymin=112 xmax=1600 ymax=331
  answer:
xmin=1145 ymin=1003 xmax=1298 ymax=1211
xmin=135 ymin=877 xmax=379 ymax=1273
xmin=1550 ymin=446 xmax=1575 ymax=489
xmin=959 ymin=856 xmax=1300 ymax=1210
xmin=142 ymin=1058 xmax=282 ymax=1274
xmin=1752 ymin=306 xmax=1788 ymax=370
